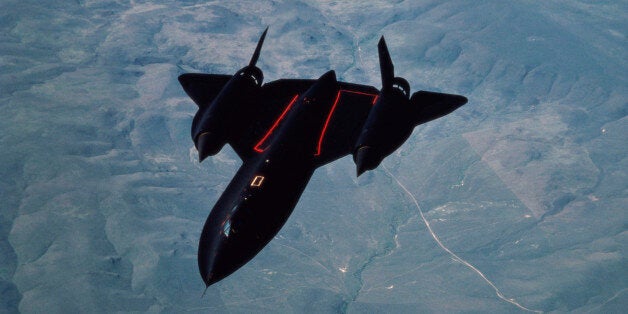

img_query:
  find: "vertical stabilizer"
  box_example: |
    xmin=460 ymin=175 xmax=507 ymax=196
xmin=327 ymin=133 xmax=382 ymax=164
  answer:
xmin=249 ymin=27 xmax=269 ymax=67
xmin=378 ymin=36 xmax=394 ymax=91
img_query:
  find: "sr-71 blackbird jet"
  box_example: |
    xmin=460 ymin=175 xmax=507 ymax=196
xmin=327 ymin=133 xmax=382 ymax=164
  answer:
xmin=178 ymin=28 xmax=467 ymax=288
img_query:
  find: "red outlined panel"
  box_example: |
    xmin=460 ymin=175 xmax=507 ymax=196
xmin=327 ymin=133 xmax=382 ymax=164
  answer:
xmin=253 ymin=94 xmax=299 ymax=153
xmin=254 ymin=89 xmax=378 ymax=156
xmin=315 ymin=89 xmax=378 ymax=156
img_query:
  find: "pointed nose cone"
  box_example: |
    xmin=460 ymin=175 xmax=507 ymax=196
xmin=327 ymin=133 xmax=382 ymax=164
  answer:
xmin=198 ymin=225 xmax=224 ymax=287
xmin=199 ymin=253 xmax=217 ymax=287
xmin=354 ymin=146 xmax=382 ymax=177
xmin=198 ymin=215 xmax=263 ymax=287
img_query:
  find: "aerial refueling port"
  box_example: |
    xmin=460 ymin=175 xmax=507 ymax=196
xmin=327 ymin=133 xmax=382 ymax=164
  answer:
xmin=251 ymin=175 xmax=265 ymax=187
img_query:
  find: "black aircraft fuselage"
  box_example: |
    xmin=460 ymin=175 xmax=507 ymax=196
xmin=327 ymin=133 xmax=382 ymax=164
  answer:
xmin=198 ymin=72 xmax=338 ymax=286
xmin=178 ymin=28 xmax=467 ymax=287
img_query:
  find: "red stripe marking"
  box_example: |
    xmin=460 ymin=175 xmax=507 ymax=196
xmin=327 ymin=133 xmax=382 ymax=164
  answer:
xmin=315 ymin=89 xmax=377 ymax=156
xmin=253 ymin=94 xmax=300 ymax=153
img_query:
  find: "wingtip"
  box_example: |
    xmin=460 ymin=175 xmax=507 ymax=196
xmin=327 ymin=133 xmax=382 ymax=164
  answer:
xmin=454 ymin=95 xmax=468 ymax=107
xmin=460 ymin=95 xmax=469 ymax=105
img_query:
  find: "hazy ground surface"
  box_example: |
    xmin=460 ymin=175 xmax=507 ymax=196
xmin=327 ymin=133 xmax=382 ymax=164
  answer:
xmin=1 ymin=0 xmax=626 ymax=313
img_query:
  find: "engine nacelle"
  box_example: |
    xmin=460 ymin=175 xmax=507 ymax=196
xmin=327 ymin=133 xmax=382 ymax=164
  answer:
xmin=352 ymin=84 xmax=414 ymax=176
xmin=391 ymin=77 xmax=410 ymax=97
xmin=237 ymin=66 xmax=263 ymax=87
xmin=193 ymin=65 xmax=264 ymax=161
xmin=196 ymin=131 xmax=226 ymax=161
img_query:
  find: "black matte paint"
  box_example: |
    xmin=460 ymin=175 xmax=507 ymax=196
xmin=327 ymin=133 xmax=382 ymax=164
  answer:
xmin=178 ymin=30 xmax=467 ymax=287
